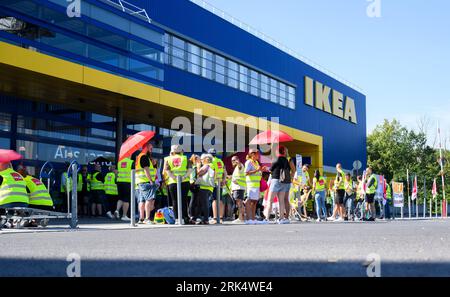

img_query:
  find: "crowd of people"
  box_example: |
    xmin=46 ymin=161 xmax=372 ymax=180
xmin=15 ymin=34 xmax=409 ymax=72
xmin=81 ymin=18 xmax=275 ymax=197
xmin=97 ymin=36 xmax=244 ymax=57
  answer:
xmin=0 ymin=141 xmax=393 ymax=227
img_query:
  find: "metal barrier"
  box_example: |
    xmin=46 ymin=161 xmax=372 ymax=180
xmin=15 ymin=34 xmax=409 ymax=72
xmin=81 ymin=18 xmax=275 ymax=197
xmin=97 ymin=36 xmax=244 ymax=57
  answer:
xmin=130 ymin=169 xmax=136 ymax=227
xmin=177 ymin=175 xmax=183 ymax=225
xmin=0 ymin=161 xmax=79 ymax=229
xmin=39 ymin=161 xmax=54 ymax=193
xmin=215 ymin=181 xmax=221 ymax=224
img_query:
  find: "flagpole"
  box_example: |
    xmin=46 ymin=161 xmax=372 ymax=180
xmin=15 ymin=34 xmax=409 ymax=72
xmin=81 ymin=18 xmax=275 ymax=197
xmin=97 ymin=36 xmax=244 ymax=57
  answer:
xmin=423 ymin=177 xmax=426 ymax=218
xmin=407 ymin=169 xmax=411 ymax=219
xmin=416 ymin=176 xmax=419 ymax=218
xmin=429 ymin=178 xmax=432 ymax=218
xmin=438 ymin=122 xmax=447 ymax=218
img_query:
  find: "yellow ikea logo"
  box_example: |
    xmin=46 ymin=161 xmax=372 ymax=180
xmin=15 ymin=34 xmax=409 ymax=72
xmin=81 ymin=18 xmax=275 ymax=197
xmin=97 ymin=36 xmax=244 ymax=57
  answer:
xmin=304 ymin=76 xmax=357 ymax=124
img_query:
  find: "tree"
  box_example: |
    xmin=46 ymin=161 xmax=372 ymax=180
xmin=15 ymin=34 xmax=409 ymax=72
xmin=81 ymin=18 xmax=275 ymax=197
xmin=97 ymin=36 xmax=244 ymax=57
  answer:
xmin=367 ymin=119 xmax=447 ymax=204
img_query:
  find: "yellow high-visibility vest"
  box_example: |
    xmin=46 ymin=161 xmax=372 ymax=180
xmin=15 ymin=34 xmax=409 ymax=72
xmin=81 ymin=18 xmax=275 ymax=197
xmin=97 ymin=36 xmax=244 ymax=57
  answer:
xmin=24 ymin=176 xmax=53 ymax=207
xmin=167 ymin=155 xmax=189 ymax=185
xmin=135 ymin=153 xmax=156 ymax=184
xmin=0 ymin=168 xmax=29 ymax=206
xmin=117 ymin=158 xmax=134 ymax=183
xmin=104 ymin=172 xmax=118 ymax=195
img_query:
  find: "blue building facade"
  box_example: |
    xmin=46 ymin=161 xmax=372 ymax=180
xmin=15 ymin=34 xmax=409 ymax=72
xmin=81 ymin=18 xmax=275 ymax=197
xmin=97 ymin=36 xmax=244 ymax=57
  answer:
xmin=0 ymin=0 xmax=366 ymax=178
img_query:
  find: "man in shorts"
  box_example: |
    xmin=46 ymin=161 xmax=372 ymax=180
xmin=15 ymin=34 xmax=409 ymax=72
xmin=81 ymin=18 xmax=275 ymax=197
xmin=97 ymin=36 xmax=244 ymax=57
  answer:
xmin=363 ymin=167 xmax=377 ymax=221
xmin=135 ymin=142 xmax=158 ymax=224
xmin=328 ymin=163 xmax=346 ymax=222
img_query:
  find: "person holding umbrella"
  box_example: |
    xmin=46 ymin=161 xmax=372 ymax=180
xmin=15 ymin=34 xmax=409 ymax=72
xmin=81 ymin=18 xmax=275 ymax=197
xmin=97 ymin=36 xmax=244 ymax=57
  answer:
xmin=0 ymin=150 xmax=29 ymax=209
xmin=164 ymin=145 xmax=192 ymax=224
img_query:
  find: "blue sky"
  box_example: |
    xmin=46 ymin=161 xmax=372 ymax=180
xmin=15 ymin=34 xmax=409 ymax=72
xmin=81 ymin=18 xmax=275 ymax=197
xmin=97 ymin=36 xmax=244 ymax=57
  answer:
xmin=204 ymin=0 xmax=450 ymax=144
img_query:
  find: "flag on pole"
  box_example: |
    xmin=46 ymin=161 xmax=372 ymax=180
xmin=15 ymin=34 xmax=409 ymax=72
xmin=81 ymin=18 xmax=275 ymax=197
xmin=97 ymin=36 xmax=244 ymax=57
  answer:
xmin=432 ymin=178 xmax=438 ymax=199
xmin=412 ymin=175 xmax=418 ymax=201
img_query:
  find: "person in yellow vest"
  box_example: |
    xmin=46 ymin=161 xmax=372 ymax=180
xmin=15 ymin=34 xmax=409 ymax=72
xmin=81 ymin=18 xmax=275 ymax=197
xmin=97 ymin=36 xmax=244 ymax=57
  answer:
xmin=77 ymin=166 xmax=90 ymax=217
xmin=328 ymin=163 xmax=346 ymax=222
xmin=385 ymin=181 xmax=392 ymax=219
xmin=135 ymin=141 xmax=158 ymax=224
xmin=89 ymin=163 xmax=105 ymax=217
xmin=208 ymin=148 xmax=227 ymax=224
xmin=0 ymin=162 xmax=29 ymax=209
xmin=188 ymin=154 xmax=201 ymax=224
xmin=115 ymin=157 xmax=134 ymax=221
xmin=21 ymin=170 xmax=54 ymax=211
xmin=363 ymin=167 xmax=378 ymax=221
xmin=104 ymin=165 xmax=118 ymax=220
xmin=244 ymin=148 xmax=266 ymax=224
xmin=312 ymin=170 xmax=327 ymax=222
xmin=344 ymin=173 xmax=356 ymax=221
xmin=195 ymin=154 xmax=215 ymax=224
xmin=230 ymin=156 xmax=246 ymax=223
xmin=164 ymin=145 xmax=192 ymax=224
xmin=293 ymin=164 xmax=311 ymax=193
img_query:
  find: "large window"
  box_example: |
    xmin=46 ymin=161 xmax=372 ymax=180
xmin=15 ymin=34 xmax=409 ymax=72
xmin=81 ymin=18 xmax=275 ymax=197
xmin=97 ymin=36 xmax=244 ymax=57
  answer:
xmin=201 ymin=49 xmax=214 ymax=80
xmin=239 ymin=65 xmax=249 ymax=92
xmin=171 ymin=36 xmax=186 ymax=70
xmin=187 ymin=43 xmax=201 ymax=75
xmin=166 ymin=34 xmax=296 ymax=109
xmin=215 ymin=55 xmax=226 ymax=84
xmin=0 ymin=112 xmax=11 ymax=132
xmin=270 ymin=78 xmax=279 ymax=104
xmin=227 ymin=60 xmax=239 ymax=89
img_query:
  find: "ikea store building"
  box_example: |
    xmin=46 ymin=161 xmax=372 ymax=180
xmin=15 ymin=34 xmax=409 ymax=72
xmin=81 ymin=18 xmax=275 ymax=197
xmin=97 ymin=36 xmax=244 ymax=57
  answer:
xmin=0 ymin=0 xmax=366 ymax=178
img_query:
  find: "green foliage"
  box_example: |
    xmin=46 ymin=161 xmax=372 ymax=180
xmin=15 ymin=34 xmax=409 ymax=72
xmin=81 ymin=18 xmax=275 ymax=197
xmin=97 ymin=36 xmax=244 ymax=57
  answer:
xmin=367 ymin=119 xmax=449 ymax=203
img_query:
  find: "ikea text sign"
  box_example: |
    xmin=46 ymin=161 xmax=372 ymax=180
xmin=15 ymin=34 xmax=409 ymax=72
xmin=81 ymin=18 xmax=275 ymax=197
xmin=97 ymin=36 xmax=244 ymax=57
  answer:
xmin=304 ymin=76 xmax=358 ymax=124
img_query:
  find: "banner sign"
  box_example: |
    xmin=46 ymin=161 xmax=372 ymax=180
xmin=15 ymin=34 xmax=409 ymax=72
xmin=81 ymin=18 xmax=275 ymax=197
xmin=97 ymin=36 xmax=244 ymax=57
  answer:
xmin=296 ymin=154 xmax=302 ymax=177
xmin=393 ymin=182 xmax=405 ymax=208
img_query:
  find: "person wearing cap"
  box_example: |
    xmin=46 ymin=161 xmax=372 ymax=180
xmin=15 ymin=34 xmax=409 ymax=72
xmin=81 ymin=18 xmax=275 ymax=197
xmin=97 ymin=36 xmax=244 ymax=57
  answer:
xmin=208 ymin=148 xmax=227 ymax=224
xmin=164 ymin=145 xmax=192 ymax=224
xmin=244 ymin=148 xmax=266 ymax=224
xmin=135 ymin=142 xmax=158 ymax=224
xmin=195 ymin=154 xmax=215 ymax=224
xmin=0 ymin=161 xmax=29 ymax=209
xmin=230 ymin=156 xmax=246 ymax=223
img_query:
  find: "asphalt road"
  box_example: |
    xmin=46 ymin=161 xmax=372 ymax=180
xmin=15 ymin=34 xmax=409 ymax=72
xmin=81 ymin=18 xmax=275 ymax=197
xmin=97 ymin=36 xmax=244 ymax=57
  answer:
xmin=1 ymin=219 xmax=450 ymax=277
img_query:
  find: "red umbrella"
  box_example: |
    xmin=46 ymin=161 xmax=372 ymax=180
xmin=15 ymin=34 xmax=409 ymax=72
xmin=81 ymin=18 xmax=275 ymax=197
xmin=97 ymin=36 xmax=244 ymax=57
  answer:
xmin=249 ymin=130 xmax=293 ymax=145
xmin=119 ymin=131 xmax=156 ymax=161
xmin=0 ymin=149 xmax=23 ymax=163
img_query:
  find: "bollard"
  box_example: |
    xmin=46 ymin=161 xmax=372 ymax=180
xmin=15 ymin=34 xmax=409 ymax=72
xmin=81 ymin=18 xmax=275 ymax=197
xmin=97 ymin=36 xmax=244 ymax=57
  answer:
xmin=70 ymin=164 xmax=78 ymax=229
xmin=176 ymin=175 xmax=183 ymax=225
xmin=130 ymin=169 xmax=136 ymax=227
xmin=216 ymin=181 xmax=221 ymax=224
